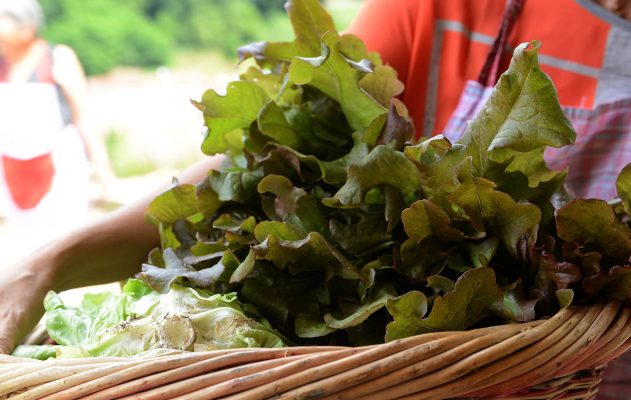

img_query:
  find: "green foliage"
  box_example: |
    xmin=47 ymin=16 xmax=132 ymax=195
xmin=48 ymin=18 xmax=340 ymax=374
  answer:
xmin=38 ymin=0 xmax=360 ymax=75
xmin=251 ymin=0 xmax=288 ymax=14
xmin=128 ymin=0 xmax=293 ymax=58
xmin=153 ymin=1 xmax=268 ymax=54
xmin=40 ymin=0 xmax=171 ymax=75
xmin=385 ymin=268 xmax=503 ymax=340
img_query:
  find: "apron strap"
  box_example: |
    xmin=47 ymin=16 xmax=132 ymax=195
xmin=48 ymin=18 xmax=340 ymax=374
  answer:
xmin=477 ymin=0 xmax=526 ymax=86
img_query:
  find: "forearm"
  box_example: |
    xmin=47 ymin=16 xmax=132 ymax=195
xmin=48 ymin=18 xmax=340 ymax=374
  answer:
xmin=43 ymin=155 xmax=225 ymax=292
xmin=75 ymin=122 xmax=113 ymax=182
xmin=0 ymin=204 xmax=150 ymax=353
xmin=49 ymin=198 xmax=160 ymax=291
xmin=52 ymin=44 xmax=113 ymax=182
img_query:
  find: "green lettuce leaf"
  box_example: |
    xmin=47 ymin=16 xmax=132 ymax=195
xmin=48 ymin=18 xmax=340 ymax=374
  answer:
xmin=405 ymin=136 xmax=468 ymax=201
xmin=385 ymin=268 xmax=503 ymax=340
xmin=323 ymin=284 xmax=396 ymax=329
xmin=146 ymin=181 xmax=199 ymax=226
xmin=448 ymin=160 xmax=541 ymax=256
xmin=556 ymin=199 xmax=631 ymax=261
xmin=138 ymin=248 xmax=231 ymax=293
xmin=324 ymin=145 xmax=421 ymax=207
xmin=417 ymin=267 xmax=503 ymax=332
xmin=458 ymin=41 xmax=575 ymax=189
xmin=30 ymin=279 xmax=285 ymax=358
xmin=193 ymin=81 xmax=270 ymax=156
xmin=249 ymin=232 xmax=359 ymax=280
xmin=402 ymin=200 xmax=464 ymax=244
xmin=257 ymin=174 xmax=328 ymax=235
xmin=617 ymin=163 xmax=631 ymax=216
xmin=385 ymin=291 xmax=428 ymax=342
xmin=583 ymin=266 xmax=631 ymax=301
xmin=209 ymin=167 xmax=264 ymax=203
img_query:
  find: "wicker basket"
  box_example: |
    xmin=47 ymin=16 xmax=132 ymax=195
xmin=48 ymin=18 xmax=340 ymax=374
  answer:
xmin=1 ymin=301 xmax=630 ymax=400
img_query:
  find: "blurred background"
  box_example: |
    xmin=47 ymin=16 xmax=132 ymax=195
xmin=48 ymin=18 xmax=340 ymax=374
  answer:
xmin=0 ymin=0 xmax=364 ymax=266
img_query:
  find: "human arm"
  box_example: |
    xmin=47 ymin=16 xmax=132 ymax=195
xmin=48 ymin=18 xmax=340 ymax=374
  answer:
xmin=51 ymin=44 xmax=114 ymax=185
xmin=0 ymin=155 xmax=225 ymax=354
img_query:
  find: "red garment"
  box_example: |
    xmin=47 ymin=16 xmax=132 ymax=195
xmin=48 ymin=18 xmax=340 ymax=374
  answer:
xmin=347 ymin=0 xmax=631 ymax=200
xmin=1 ymin=154 xmax=55 ymax=210
xmin=347 ymin=0 xmax=616 ymax=137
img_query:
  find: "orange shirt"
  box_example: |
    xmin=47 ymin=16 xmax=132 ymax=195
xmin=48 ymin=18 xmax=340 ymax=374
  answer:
xmin=347 ymin=0 xmax=627 ymax=138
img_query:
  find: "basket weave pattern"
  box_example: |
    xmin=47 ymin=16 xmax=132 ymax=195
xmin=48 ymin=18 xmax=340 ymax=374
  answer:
xmin=1 ymin=301 xmax=630 ymax=400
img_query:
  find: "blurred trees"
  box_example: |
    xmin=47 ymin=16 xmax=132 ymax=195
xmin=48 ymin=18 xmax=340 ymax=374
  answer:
xmin=251 ymin=0 xmax=287 ymax=14
xmin=40 ymin=0 xmax=171 ymax=75
xmin=38 ymin=0 xmax=359 ymax=76
xmin=39 ymin=0 xmax=290 ymax=75
xmin=134 ymin=0 xmax=279 ymax=55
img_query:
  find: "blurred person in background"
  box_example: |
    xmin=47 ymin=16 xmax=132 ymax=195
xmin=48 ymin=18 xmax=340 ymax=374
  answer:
xmin=0 ymin=0 xmax=112 ymax=243
xmin=0 ymin=0 xmax=629 ymax=398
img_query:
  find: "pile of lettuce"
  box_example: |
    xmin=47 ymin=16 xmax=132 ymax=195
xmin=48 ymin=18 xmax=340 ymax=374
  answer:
xmin=20 ymin=0 xmax=631 ymax=357
xmin=137 ymin=0 xmax=631 ymax=346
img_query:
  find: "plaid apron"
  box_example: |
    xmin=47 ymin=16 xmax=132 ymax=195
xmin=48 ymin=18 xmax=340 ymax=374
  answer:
xmin=442 ymin=0 xmax=631 ymax=201
xmin=442 ymin=4 xmax=631 ymax=395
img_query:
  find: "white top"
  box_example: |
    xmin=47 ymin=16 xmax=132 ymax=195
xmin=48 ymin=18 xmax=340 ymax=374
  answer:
xmin=0 ymin=81 xmax=65 ymax=159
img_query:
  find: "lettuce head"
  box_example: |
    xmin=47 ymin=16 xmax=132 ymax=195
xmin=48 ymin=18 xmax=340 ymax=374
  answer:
xmin=13 ymin=279 xmax=285 ymax=359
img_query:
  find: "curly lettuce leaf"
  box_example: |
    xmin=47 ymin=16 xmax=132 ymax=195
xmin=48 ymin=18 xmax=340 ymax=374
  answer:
xmin=193 ymin=82 xmax=270 ymax=156
xmin=385 ymin=268 xmax=503 ymax=340
xmin=617 ymin=163 xmax=631 ymax=216
xmin=448 ymin=160 xmax=541 ymax=256
xmin=384 ymin=291 xmax=428 ymax=342
xmin=248 ymin=232 xmax=359 ymax=280
xmin=239 ymin=0 xmax=406 ymax=139
xmin=556 ymin=199 xmax=631 ymax=261
xmin=402 ymin=200 xmax=464 ymax=244
xmin=138 ymin=248 xmax=233 ymax=294
xmin=146 ymin=181 xmax=200 ymax=226
xmin=583 ymin=266 xmax=631 ymax=301
xmin=459 ymin=41 xmax=576 ymax=189
xmin=257 ymin=174 xmax=328 ymax=234
xmin=324 ymin=145 xmax=421 ymax=207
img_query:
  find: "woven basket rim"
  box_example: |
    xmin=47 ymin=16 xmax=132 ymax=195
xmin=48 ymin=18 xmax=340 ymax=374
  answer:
xmin=1 ymin=301 xmax=629 ymax=400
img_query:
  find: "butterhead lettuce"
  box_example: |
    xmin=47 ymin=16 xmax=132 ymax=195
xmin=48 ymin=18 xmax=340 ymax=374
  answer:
xmin=14 ymin=279 xmax=284 ymax=359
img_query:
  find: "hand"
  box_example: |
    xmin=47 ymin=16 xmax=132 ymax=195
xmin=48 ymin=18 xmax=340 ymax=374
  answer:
xmin=0 ymin=258 xmax=53 ymax=354
xmin=0 ymin=156 xmax=225 ymax=354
